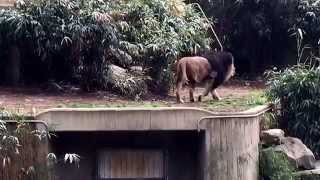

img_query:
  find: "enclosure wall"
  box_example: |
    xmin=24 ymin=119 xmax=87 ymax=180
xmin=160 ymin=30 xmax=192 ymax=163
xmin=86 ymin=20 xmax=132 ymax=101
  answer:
xmin=202 ymin=116 xmax=260 ymax=180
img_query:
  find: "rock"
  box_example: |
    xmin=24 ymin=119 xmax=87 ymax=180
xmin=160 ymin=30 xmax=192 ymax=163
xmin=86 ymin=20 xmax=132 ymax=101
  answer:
xmin=294 ymin=166 xmax=320 ymax=180
xmin=274 ymin=137 xmax=316 ymax=170
xmin=109 ymin=64 xmax=127 ymax=78
xmin=45 ymin=80 xmax=64 ymax=93
xmin=298 ymin=173 xmax=320 ymax=180
xmin=261 ymin=129 xmax=285 ymax=145
xmin=107 ymin=64 xmax=148 ymax=98
xmin=130 ymin=66 xmax=144 ymax=75
xmin=130 ymin=66 xmax=143 ymax=72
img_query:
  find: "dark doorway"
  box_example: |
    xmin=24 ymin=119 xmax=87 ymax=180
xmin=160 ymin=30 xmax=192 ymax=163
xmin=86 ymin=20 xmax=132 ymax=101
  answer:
xmin=51 ymin=131 xmax=206 ymax=180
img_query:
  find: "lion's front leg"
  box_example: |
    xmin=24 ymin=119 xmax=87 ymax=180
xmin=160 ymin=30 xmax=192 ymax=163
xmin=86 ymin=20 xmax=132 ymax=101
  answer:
xmin=211 ymin=89 xmax=221 ymax=101
xmin=198 ymin=80 xmax=214 ymax=102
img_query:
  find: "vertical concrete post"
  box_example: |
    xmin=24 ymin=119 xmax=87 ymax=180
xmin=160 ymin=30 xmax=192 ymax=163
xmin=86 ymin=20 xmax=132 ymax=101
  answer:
xmin=203 ymin=117 xmax=260 ymax=180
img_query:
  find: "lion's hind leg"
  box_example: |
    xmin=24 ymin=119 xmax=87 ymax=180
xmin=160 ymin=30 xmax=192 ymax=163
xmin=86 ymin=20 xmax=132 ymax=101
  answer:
xmin=189 ymin=83 xmax=196 ymax=102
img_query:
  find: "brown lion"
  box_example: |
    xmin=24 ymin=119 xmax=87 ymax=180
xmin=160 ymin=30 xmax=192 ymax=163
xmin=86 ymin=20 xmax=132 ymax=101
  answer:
xmin=175 ymin=51 xmax=235 ymax=103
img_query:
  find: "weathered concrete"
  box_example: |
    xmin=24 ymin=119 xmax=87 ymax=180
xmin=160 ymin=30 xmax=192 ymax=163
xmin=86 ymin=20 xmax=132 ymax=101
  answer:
xmin=33 ymin=104 xmax=272 ymax=180
xmin=0 ymin=0 xmax=15 ymax=9
xmin=198 ymin=106 xmax=270 ymax=180
xmin=36 ymin=105 xmax=271 ymax=132
xmin=36 ymin=107 xmax=213 ymax=131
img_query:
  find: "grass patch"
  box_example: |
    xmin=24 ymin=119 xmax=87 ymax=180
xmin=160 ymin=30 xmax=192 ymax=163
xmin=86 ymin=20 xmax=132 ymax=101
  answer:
xmin=57 ymin=90 xmax=268 ymax=112
xmin=58 ymin=102 xmax=169 ymax=109
xmin=201 ymin=90 xmax=267 ymax=111
xmin=66 ymin=103 xmax=128 ymax=108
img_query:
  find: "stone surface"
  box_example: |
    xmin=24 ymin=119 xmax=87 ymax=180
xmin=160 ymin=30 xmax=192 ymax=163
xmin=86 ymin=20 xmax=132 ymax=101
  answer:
xmin=129 ymin=66 xmax=145 ymax=76
xmin=261 ymin=129 xmax=285 ymax=145
xmin=108 ymin=64 xmax=127 ymax=78
xmin=130 ymin=66 xmax=143 ymax=72
xmin=294 ymin=165 xmax=320 ymax=180
xmin=316 ymin=160 xmax=320 ymax=169
xmin=299 ymin=174 xmax=320 ymax=180
xmin=274 ymin=137 xmax=316 ymax=170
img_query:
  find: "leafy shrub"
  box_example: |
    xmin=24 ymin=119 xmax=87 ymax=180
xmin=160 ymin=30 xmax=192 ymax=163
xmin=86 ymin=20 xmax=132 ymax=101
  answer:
xmin=192 ymin=0 xmax=320 ymax=75
xmin=260 ymin=148 xmax=296 ymax=180
xmin=104 ymin=0 xmax=212 ymax=94
xmin=0 ymin=0 xmax=212 ymax=96
xmin=192 ymin=0 xmax=299 ymax=75
xmin=266 ymin=64 xmax=320 ymax=157
xmin=260 ymin=112 xmax=278 ymax=130
xmin=0 ymin=0 xmax=119 ymax=90
xmin=293 ymin=0 xmax=320 ymax=59
xmin=0 ymin=108 xmax=80 ymax=179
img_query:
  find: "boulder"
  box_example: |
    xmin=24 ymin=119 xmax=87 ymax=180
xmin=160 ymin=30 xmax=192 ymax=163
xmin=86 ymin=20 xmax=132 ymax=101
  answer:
xmin=274 ymin=137 xmax=316 ymax=170
xmin=107 ymin=64 xmax=148 ymax=98
xmin=294 ymin=168 xmax=320 ymax=180
xmin=130 ymin=66 xmax=144 ymax=75
xmin=108 ymin=64 xmax=127 ymax=78
xmin=130 ymin=66 xmax=143 ymax=72
xmin=261 ymin=129 xmax=285 ymax=145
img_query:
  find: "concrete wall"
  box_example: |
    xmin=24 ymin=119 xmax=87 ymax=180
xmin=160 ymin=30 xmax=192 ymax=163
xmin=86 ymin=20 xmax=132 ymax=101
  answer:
xmin=202 ymin=116 xmax=261 ymax=180
xmin=0 ymin=0 xmax=14 ymax=8
xmin=35 ymin=106 xmax=270 ymax=131
xmin=36 ymin=107 xmax=215 ymax=131
xmin=34 ymin=105 xmax=272 ymax=180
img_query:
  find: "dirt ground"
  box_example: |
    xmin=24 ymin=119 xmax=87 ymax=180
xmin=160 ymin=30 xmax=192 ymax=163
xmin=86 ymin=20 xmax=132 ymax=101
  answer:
xmin=0 ymin=80 xmax=265 ymax=115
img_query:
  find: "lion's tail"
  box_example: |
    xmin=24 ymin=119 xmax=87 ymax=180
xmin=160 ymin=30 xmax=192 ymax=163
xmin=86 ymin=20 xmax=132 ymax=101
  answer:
xmin=176 ymin=60 xmax=188 ymax=85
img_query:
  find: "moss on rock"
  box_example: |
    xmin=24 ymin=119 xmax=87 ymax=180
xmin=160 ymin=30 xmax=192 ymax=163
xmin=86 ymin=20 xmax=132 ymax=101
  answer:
xmin=260 ymin=148 xmax=296 ymax=180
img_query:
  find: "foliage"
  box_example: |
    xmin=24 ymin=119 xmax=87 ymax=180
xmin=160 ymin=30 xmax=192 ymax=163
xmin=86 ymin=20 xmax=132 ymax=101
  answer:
xmin=266 ymin=64 xmax=320 ymax=157
xmin=0 ymin=0 xmax=212 ymax=96
xmin=0 ymin=108 xmax=80 ymax=179
xmin=260 ymin=148 xmax=296 ymax=180
xmin=191 ymin=0 xmax=320 ymax=75
xmin=292 ymin=0 xmax=320 ymax=62
xmin=260 ymin=112 xmax=278 ymax=130
xmin=103 ymin=0 xmax=212 ymax=94
xmin=0 ymin=0 xmax=119 ymax=90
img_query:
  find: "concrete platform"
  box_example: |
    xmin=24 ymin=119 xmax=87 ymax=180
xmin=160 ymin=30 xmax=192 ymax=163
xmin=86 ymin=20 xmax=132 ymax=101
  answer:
xmin=35 ymin=105 xmax=272 ymax=131
xmin=26 ymin=104 xmax=273 ymax=180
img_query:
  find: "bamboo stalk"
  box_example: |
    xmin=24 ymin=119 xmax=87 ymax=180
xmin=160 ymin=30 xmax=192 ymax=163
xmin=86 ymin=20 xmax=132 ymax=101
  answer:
xmin=191 ymin=3 xmax=224 ymax=51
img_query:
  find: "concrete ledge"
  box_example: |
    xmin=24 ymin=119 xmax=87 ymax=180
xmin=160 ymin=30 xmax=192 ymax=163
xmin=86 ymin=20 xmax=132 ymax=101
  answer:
xmin=35 ymin=104 xmax=273 ymax=131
